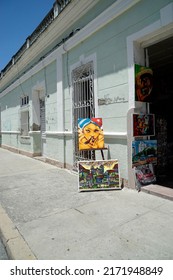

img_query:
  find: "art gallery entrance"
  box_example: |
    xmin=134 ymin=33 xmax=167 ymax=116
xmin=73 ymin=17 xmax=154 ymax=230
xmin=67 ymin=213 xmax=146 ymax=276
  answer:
xmin=147 ymin=36 xmax=173 ymax=188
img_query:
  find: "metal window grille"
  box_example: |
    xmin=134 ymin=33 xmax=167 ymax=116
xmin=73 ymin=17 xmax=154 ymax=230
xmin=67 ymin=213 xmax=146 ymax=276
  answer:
xmin=72 ymin=62 xmax=95 ymax=169
xmin=21 ymin=95 xmax=29 ymax=107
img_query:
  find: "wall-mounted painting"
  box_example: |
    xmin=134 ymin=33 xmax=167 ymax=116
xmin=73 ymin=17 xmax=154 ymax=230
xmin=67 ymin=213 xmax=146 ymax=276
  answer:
xmin=135 ymin=64 xmax=153 ymax=102
xmin=132 ymin=140 xmax=157 ymax=167
xmin=78 ymin=118 xmax=105 ymax=150
xmin=134 ymin=163 xmax=156 ymax=188
xmin=133 ymin=113 xmax=155 ymax=137
xmin=78 ymin=160 xmax=120 ymax=191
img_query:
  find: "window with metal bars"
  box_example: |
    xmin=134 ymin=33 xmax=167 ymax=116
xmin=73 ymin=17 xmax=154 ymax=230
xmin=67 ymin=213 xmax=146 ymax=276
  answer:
xmin=20 ymin=95 xmax=29 ymax=107
xmin=72 ymin=62 xmax=95 ymax=169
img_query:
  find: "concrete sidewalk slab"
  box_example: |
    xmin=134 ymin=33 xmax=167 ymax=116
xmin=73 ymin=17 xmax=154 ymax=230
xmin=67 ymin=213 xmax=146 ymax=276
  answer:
xmin=0 ymin=147 xmax=173 ymax=260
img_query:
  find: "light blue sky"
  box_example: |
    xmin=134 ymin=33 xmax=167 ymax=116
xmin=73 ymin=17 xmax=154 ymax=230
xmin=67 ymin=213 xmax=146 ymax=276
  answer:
xmin=0 ymin=0 xmax=55 ymax=71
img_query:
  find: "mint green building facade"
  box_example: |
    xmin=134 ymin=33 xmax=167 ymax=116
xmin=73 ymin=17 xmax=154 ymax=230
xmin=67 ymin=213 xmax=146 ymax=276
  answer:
xmin=1 ymin=0 xmax=173 ymax=189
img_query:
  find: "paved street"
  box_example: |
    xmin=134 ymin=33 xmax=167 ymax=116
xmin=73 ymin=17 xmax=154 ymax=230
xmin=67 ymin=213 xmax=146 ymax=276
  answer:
xmin=0 ymin=238 xmax=8 ymax=260
xmin=0 ymin=147 xmax=173 ymax=260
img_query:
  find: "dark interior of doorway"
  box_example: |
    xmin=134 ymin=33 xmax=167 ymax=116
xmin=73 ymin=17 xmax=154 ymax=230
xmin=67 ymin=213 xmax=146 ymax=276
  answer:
xmin=147 ymin=36 xmax=173 ymax=188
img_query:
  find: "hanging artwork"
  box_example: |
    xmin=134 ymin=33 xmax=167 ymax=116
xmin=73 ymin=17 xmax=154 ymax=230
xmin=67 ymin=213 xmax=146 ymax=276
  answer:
xmin=135 ymin=64 xmax=153 ymax=102
xmin=133 ymin=113 xmax=155 ymax=137
xmin=132 ymin=140 xmax=157 ymax=167
xmin=78 ymin=118 xmax=105 ymax=150
xmin=78 ymin=160 xmax=120 ymax=191
xmin=134 ymin=163 xmax=156 ymax=188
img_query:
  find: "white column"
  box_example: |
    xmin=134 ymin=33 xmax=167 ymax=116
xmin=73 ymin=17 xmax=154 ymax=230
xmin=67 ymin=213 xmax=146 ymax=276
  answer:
xmin=56 ymin=54 xmax=64 ymax=131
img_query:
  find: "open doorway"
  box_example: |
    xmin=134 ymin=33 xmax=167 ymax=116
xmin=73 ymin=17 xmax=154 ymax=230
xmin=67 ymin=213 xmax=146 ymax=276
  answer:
xmin=147 ymin=36 xmax=173 ymax=188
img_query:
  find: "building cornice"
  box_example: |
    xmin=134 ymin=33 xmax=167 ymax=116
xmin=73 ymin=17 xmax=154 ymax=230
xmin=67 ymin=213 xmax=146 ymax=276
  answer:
xmin=0 ymin=0 xmax=141 ymax=97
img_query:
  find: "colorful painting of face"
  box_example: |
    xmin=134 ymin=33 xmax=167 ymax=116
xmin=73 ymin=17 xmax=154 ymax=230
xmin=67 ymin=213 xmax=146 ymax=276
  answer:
xmin=133 ymin=114 xmax=155 ymax=137
xmin=78 ymin=160 xmax=120 ymax=191
xmin=135 ymin=64 xmax=153 ymax=102
xmin=78 ymin=118 xmax=105 ymax=150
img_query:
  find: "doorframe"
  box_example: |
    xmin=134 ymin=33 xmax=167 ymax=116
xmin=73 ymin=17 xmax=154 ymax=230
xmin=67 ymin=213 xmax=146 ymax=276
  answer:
xmin=126 ymin=2 xmax=173 ymax=189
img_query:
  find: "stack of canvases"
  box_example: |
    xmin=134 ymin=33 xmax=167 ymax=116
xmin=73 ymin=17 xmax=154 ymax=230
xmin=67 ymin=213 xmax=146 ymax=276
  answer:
xmin=77 ymin=117 xmax=121 ymax=192
xmin=132 ymin=64 xmax=157 ymax=190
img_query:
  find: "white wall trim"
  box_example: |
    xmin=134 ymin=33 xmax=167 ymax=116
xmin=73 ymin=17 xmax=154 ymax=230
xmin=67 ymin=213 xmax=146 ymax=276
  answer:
xmin=29 ymin=131 xmax=41 ymax=135
xmin=46 ymin=131 xmax=72 ymax=136
xmin=45 ymin=130 xmax=127 ymax=139
xmin=56 ymin=55 xmax=64 ymax=132
xmin=1 ymin=131 xmax=20 ymax=134
xmin=104 ymin=132 xmax=127 ymax=139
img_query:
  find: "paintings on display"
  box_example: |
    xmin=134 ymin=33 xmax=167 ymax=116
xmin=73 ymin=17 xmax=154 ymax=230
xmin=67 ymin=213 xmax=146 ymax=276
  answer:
xmin=133 ymin=113 xmax=155 ymax=137
xmin=135 ymin=64 xmax=153 ymax=102
xmin=132 ymin=140 xmax=157 ymax=167
xmin=78 ymin=118 xmax=105 ymax=150
xmin=134 ymin=163 xmax=156 ymax=188
xmin=78 ymin=160 xmax=120 ymax=191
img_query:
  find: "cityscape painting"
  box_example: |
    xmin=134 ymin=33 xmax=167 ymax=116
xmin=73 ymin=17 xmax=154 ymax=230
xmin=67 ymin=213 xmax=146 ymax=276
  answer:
xmin=78 ymin=160 xmax=120 ymax=191
xmin=132 ymin=140 xmax=157 ymax=167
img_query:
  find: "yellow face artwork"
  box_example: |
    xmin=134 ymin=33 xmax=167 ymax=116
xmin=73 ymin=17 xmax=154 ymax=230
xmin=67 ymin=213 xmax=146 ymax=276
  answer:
xmin=83 ymin=123 xmax=101 ymax=143
xmin=78 ymin=122 xmax=105 ymax=150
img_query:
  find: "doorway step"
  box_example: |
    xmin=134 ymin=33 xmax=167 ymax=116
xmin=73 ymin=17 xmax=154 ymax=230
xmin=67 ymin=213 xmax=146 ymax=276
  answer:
xmin=142 ymin=184 xmax=173 ymax=201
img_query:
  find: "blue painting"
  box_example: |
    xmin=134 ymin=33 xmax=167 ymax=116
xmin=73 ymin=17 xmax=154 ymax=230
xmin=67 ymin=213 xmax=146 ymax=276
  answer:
xmin=132 ymin=140 xmax=157 ymax=167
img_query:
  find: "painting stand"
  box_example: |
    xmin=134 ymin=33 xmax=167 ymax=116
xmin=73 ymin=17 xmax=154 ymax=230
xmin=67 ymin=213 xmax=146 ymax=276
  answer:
xmin=80 ymin=147 xmax=108 ymax=160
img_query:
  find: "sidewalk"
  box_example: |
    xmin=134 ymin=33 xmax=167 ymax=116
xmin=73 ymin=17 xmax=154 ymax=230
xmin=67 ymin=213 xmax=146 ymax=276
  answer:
xmin=0 ymin=147 xmax=173 ymax=260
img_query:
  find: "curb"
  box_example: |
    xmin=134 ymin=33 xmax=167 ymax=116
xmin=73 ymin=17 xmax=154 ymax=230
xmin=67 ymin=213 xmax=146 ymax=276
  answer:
xmin=0 ymin=205 xmax=37 ymax=260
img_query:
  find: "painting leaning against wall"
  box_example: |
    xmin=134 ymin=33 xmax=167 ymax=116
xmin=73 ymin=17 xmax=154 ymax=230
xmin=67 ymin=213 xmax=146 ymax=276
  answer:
xmin=78 ymin=159 xmax=121 ymax=191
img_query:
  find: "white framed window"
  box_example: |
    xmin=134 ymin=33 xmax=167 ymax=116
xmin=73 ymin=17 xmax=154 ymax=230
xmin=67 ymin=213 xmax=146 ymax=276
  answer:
xmin=21 ymin=95 xmax=29 ymax=107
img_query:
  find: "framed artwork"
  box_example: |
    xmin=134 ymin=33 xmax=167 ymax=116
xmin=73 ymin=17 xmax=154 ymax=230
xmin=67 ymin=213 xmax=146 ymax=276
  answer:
xmin=132 ymin=140 xmax=157 ymax=167
xmin=78 ymin=118 xmax=105 ymax=150
xmin=134 ymin=163 xmax=156 ymax=188
xmin=133 ymin=113 xmax=155 ymax=137
xmin=135 ymin=64 xmax=153 ymax=102
xmin=78 ymin=160 xmax=120 ymax=191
